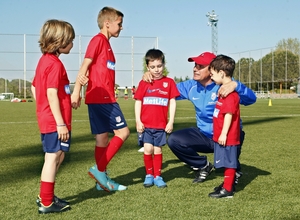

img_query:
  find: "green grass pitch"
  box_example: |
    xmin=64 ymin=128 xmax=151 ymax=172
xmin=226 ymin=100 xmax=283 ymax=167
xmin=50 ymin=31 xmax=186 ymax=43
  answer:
xmin=1 ymin=98 xmax=300 ymax=219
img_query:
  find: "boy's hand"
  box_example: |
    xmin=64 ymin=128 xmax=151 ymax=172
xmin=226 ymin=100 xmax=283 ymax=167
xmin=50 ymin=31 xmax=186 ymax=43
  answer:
xmin=71 ymin=94 xmax=81 ymax=109
xmin=142 ymin=71 xmax=153 ymax=83
xmin=165 ymin=122 xmax=173 ymax=133
xmin=78 ymin=74 xmax=89 ymax=86
xmin=57 ymin=126 xmax=69 ymax=142
xmin=136 ymin=121 xmax=145 ymax=133
xmin=218 ymin=134 xmax=227 ymax=146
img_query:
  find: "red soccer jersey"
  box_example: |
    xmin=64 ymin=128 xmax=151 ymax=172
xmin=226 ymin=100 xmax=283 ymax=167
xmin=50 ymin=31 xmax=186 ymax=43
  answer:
xmin=134 ymin=77 xmax=180 ymax=129
xmin=32 ymin=53 xmax=72 ymax=133
xmin=213 ymin=91 xmax=240 ymax=145
xmin=84 ymin=33 xmax=116 ymax=104
xmin=131 ymin=87 xmax=136 ymax=94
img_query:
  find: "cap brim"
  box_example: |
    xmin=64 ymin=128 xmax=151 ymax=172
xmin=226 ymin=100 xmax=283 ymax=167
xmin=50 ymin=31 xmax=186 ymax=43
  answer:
xmin=188 ymin=57 xmax=195 ymax=62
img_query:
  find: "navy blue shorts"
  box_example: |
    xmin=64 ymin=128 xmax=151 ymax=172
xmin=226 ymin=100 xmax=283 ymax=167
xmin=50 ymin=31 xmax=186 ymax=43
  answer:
xmin=88 ymin=103 xmax=127 ymax=134
xmin=41 ymin=132 xmax=71 ymax=153
xmin=138 ymin=128 xmax=166 ymax=147
xmin=213 ymin=142 xmax=238 ymax=169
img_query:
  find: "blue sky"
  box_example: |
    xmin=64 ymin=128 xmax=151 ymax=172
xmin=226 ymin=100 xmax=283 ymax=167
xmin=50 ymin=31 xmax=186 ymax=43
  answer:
xmin=0 ymin=0 xmax=300 ymax=87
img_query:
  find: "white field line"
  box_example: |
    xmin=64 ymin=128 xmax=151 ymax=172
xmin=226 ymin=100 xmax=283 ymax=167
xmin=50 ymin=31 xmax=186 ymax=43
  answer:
xmin=1 ymin=114 xmax=300 ymax=125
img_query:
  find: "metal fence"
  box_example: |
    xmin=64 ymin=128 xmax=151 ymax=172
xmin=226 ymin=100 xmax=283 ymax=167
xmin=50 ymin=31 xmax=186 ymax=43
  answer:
xmin=0 ymin=34 xmax=158 ymax=98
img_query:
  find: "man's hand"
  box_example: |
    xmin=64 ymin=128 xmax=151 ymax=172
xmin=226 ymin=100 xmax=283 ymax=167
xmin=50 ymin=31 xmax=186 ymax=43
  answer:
xmin=218 ymin=81 xmax=237 ymax=97
xmin=142 ymin=71 xmax=153 ymax=83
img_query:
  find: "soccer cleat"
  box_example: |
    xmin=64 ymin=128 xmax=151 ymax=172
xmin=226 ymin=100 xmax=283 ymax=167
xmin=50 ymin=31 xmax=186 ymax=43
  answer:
xmin=36 ymin=195 xmax=70 ymax=207
xmin=213 ymin=182 xmax=236 ymax=193
xmin=102 ymin=174 xmax=127 ymax=191
xmin=143 ymin=174 xmax=154 ymax=187
xmin=88 ymin=165 xmax=111 ymax=192
xmin=208 ymin=187 xmax=234 ymax=198
xmin=153 ymin=176 xmax=167 ymax=188
xmin=193 ymin=162 xmax=214 ymax=183
xmin=138 ymin=147 xmax=144 ymax=152
xmin=235 ymin=171 xmax=243 ymax=185
xmin=38 ymin=201 xmax=71 ymax=214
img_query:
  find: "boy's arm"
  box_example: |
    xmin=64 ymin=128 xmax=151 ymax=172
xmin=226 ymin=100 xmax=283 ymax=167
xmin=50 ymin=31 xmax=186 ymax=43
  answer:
xmin=31 ymin=85 xmax=36 ymax=100
xmin=218 ymin=113 xmax=232 ymax=146
xmin=47 ymin=88 xmax=69 ymax=142
xmin=71 ymin=58 xmax=92 ymax=109
xmin=135 ymin=100 xmax=144 ymax=133
xmin=165 ymin=98 xmax=176 ymax=133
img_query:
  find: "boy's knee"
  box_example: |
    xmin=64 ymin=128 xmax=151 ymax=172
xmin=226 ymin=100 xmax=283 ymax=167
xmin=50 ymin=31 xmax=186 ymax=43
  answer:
xmin=115 ymin=127 xmax=130 ymax=141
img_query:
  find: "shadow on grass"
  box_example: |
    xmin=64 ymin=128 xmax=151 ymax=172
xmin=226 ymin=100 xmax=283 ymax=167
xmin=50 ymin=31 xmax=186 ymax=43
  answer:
xmin=242 ymin=116 xmax=289 ymax=125
xmin=0 ymin=133 xmax=100 ymax=186
xmin=212 ymin=164 xmax=271 ymax=191
xmin=63 ymin=186 xmax=116 ymax=205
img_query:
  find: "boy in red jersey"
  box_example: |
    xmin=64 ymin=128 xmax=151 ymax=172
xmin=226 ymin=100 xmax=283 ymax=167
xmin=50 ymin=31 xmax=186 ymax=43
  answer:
xmin=208 ymin=55 xmax=240 ymax=198
xmin=135 ymin=49 xmax=180 ymax=188
xmin=131 ymin=85 xmax=136 ymax=99
xmin=71 ymin=6 xmax=129 ymax=191
xmin=31 ymin=19 xmax=75 ymax=214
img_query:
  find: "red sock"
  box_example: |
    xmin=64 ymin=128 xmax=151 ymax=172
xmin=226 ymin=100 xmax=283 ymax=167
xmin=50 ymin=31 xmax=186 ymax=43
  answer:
xmin=95 ymin=146 xmax=107 ymax=170
xmin=39 ymin=181 xmax=55 ymax=206
xmin=153 ymin=154 xmax=162 ymax=177
xmin=144 ymin=154 xmax=153 ymax=175
xmin=98 ymin=136 xmax=123 ymax=171
xmin=223 ymin=168 xmax=236 ymax=191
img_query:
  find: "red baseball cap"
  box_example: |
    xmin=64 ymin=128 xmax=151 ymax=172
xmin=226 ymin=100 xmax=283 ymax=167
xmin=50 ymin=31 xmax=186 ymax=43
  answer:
xmin=188 ymin=52 xmax=216 ymax=66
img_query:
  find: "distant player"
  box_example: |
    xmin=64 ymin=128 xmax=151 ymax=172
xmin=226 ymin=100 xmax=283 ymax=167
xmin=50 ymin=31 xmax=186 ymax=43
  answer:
xmin=131 ymin=85 xmax=136 ymax=99
xmin=124 ymin=86 xmax=128 ymax=100
xmin=134 ymin=49 xmax=180 ymax=188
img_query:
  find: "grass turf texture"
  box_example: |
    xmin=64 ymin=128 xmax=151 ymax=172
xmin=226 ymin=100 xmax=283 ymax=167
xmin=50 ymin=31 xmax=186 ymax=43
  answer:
xmin=1 ymin=98 xmax=300 ymax=219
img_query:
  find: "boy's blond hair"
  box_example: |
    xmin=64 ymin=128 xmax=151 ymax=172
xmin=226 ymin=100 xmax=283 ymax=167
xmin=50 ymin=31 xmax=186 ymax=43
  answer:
xmin=97 ymin=6 xmax=124 ymax=29
xmin=39 ymin=19 xmax=75 ymax=54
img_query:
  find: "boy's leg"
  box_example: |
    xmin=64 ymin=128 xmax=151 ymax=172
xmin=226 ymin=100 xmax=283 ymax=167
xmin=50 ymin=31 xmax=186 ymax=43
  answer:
xmin=143 ymin=143 xmax=154 ymax=187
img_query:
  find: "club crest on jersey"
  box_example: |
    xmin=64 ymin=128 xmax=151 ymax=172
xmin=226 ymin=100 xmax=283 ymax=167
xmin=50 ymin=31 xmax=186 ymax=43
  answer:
xmin=115 ymin=116 xmax=121 ymax=123
xmin=163 ymin=82 xmax=168 ymax=88
xmin=211 ymin=92 xmax=217 ymax=101
xmin=107 ymin=60 xmax=115 ymax=70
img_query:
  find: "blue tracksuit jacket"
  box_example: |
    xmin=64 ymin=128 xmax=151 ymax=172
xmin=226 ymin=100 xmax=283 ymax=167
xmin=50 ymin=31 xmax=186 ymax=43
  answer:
xmin=176 ymin=80 xmax=257 ymax=139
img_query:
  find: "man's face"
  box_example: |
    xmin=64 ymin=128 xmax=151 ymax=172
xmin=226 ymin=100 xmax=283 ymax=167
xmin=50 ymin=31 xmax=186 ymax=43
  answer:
xmin=192 ymin=63 xmax=212 ymax=85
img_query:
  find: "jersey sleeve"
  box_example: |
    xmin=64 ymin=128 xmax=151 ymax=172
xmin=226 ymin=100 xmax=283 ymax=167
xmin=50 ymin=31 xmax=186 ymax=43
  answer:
xmin=85 ymin=35 xmax=102 ymax=60
xmin=168 ymin=78 xmax=181 ymax=99
xmin=46 ymin=61 xmax=64 ymax=89
xmin=134 ymin=80 xmax=146 ymax=101
xmin=220 ymin=93 xmax=240 ymax=114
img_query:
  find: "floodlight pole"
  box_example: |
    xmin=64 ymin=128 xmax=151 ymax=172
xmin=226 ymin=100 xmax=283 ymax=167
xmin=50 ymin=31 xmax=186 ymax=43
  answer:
xmin=206 ymin=10 xmax=218 ymax=55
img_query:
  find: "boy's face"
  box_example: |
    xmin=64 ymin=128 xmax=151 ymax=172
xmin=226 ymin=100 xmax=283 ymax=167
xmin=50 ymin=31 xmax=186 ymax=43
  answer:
xmin=58 ymin=41 xmax=73 ymax=54
xmin=147 ymin=59 xmax=164 ymax=80
xmin=108 ymin=16 xmax=123 ymax=38
xmin=210 ymin=68 xmax=223 ymax=85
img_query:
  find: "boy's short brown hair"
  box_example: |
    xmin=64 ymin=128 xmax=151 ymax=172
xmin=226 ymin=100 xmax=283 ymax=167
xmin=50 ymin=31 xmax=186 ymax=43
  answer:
xmin=97 ymin=6 xmax=124 ymax=29
xmin=209 ymin=54 xmax=235 ymax=77
xmin=39 ymin=19 xmax=75 ymax=54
